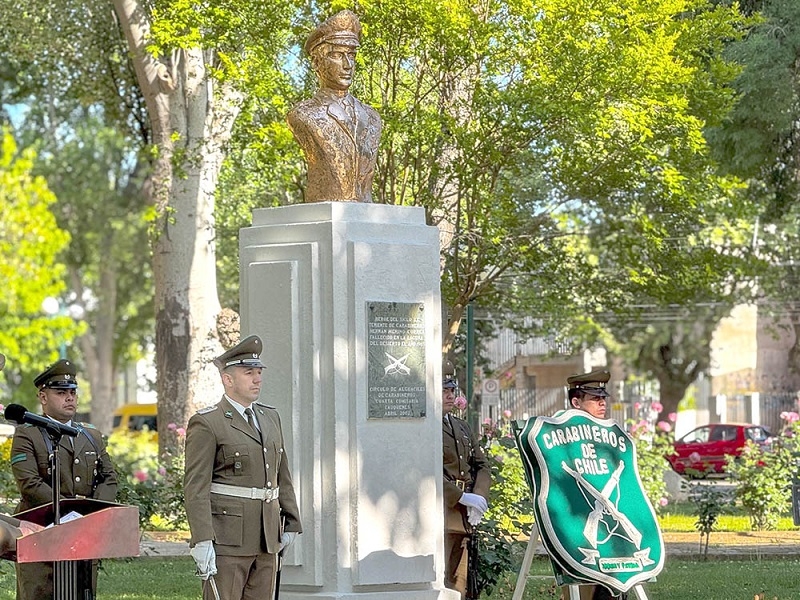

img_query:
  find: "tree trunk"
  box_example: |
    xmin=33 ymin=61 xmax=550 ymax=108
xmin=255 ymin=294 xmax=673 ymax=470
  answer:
xmin=72 ymin=243 xmax=118 ymax=434
xmin=114 ymin=0 xmax=240 ymax=453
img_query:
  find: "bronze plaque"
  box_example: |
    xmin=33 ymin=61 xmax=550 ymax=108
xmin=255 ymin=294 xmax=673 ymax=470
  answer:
xmin=367 ymin=302 xmax=427 ymax=418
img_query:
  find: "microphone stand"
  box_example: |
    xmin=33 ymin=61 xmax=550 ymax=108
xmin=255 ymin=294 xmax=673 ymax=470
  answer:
xmin=44 ymin=427 xmax=72 ymax=600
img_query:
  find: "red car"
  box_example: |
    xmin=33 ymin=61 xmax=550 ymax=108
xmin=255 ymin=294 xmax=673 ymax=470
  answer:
xmin=666 ymin=423 xmax=773 ymax=477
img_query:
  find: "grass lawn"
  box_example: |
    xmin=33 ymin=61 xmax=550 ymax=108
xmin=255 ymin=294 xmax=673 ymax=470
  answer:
xmin=1 ymin=556 xmax=799 ymax=599
xmin=658 ymin=502 xmax=797 ymax=532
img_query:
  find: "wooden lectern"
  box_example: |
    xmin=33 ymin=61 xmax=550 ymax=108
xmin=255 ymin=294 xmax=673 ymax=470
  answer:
xmin=6 ymin=498 xmax=139 ymax=600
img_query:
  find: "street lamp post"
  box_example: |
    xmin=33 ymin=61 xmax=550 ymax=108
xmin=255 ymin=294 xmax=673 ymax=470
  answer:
xmin=42 ymin=296 xmax=85 ymax=359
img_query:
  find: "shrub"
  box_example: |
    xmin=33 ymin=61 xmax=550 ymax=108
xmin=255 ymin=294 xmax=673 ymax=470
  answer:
xmin=0 ymin=438 xmax=17 ymax=513
xmin=625 ymin=410 xmax=674 ymax=512
xmin=473 ymin=416 xmax=535 ymax=597
xmin=107 ymin=428 xmax=187 ymax=530
xmin=725 ymin=414 xmax=800 ymax=531
xmin=692 ymin=485 xmax=728 ymax=559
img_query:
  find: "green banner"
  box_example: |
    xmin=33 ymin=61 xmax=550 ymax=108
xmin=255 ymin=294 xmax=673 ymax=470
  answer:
xmin=516 ymin=410 xmax=664 ymax=593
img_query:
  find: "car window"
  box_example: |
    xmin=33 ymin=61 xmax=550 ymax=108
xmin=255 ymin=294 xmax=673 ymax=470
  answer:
xmin=710 ymin=425 xmax=738 ymax=442
xmin=746 ymin=427 xmax=770 ymax=443
xmin=681 ymin=426 xmax=710 ymax=444
xmin=130 ymin=415 xmax=158 ymax=431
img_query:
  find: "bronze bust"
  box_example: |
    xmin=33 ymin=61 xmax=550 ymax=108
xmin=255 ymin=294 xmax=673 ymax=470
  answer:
xmin=287 ymin=10 xmax=382 ymax=203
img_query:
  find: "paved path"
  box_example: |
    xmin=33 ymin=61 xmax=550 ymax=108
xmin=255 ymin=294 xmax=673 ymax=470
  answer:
xmin=138 ymin=532 xmax=800 ymax=559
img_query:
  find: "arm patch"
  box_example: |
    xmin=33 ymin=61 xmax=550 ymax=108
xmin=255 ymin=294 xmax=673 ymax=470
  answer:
xmin=10 ymin=453 xmax=27 ymax=465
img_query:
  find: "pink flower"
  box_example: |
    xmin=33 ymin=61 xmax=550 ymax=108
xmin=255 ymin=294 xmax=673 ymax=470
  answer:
xmin=780 ymin=411 xmax=800 ymax=423
xmin=656 ymin=421 xmax=672 ymax=433
xmin=633 ymin=402 xmax=642 ymax=411
xmin=668 ymin=412 xmax=677 ymax=422
xmin=658 ymin=497 xmax=669 ymax=507
xmin=454 ymin=396 xmax=467 ymax=411
xmin=483 ymin=418 xmax=492 ymax=425
xmin=176 ymin=427 xmax=186 ymax=437
xmin=157 ymin=467 xmax=167 ymax=476
xmin=689 ymin=452 xmax=702 ymax=463
xmin=167 ymin=422 xmax=177 ymax=431
xmin=650 ymin=401 xmax=663 ymax=413
xmin=503 ymin=409 xmax=512 ymax=419
xmin=134 ymin=470 xmax=148 ymax=482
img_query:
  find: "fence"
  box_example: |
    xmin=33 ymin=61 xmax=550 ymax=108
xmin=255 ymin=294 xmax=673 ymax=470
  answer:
xmin=480 ymin=386 xmax=566 ymax=424
xmin=478 ymin=385 xmax=797 ymax=435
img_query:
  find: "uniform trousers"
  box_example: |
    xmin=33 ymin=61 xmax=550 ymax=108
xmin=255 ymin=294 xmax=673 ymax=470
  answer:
xmin=444 ymin=532 xmax=469 ymax=598
xmin=207 ymin=552 xmax=278 ymax=600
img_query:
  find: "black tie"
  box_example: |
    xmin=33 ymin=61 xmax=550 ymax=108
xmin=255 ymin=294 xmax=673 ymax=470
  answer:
xmin=244 ymin=408 xmax=261 ymax=442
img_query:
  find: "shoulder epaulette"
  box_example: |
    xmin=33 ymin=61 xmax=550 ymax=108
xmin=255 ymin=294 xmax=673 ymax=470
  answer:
xmin=76 ymin=422 xmax=97 ymax=429
xmin=198 ymin=406 xmax=218 ymax=415
xmin=254 ymin=401 xmax=276 ymax=410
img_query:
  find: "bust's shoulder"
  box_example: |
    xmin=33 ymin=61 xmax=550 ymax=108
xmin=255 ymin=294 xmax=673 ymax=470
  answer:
xmin=287 ymin=97 xmax=327 ymax=122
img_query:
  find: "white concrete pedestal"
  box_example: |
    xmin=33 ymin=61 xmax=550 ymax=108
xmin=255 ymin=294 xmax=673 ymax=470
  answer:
xmin=240 ymin=203 xmax=458 ymax=600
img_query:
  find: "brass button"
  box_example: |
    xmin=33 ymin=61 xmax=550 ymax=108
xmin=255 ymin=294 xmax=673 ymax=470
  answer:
xmin=74 ymin=459 xmax=80 ymax=464
xmin=75 ymin=476 xmax=81 ymax=482
xmin=235 ymin=451 xmax=240 ymax=457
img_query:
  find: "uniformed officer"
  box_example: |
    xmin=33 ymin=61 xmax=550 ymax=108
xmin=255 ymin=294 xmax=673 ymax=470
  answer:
xmin=442 ymin=361 xmax=491 ymax=598
xmin=567 ymin=369 xmax=611 ymax=420
xmin=10 ymin=358 xmax=118 ymax=600
xmin=184 ymin=335 xmax=302 ymax=600
xmin=564 ymin=369 xmax=627 ymax=600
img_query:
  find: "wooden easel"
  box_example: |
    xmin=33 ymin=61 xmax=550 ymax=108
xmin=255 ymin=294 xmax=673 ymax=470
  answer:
xmin=512 ymin=522 xmax=650 ymax=600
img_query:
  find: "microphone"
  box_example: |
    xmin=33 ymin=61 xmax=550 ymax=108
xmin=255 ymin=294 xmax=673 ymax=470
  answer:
xmin=4 ymin=404 xmax=80 ymax=437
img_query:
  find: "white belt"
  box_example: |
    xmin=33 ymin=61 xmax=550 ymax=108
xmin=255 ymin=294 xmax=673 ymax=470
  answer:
xmin=210 ymin=483 xmax=279 ymax=502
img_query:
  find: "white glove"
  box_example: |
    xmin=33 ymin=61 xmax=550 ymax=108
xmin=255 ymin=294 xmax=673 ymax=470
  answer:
xmin=466 ymin=506 xmax=483 ymax=527
xmin=280 ymin=531 xmax=298 ymax=552
xmin=458 ymin=492 xmax=488 ymax=513
xmin=190 ymin=540 xmax=217 ymax=580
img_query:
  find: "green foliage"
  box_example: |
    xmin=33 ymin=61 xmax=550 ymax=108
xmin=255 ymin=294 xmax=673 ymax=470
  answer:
xmin=692 ymin=486 xmax=728 ymax=560
xmin=626 ymin=412 xmax=673 ymax=512
xmin=320 ymin=0 xmax=757 ymax=350
xmin=475 ymin=420 xmax=535 ymax=597
xmin=726 ymin=432 xmax=794 ymax=531
xmin=107 ymin=430 xmax=187 ymax=531
xmin=0 ymin=437 xmax=18 ymax=513
xmin=0 ymin=129 xmax=81 ymax=406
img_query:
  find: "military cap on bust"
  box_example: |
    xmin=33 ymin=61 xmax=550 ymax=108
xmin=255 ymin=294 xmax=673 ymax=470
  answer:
xmin=34 ymin=359 xmax=78 ymax=390
xmin=443 ymin=360 xmax=458 ymax=389
xmin=567 ymin=369 xmax=610 ymax=398
xmin=305 ymin=9 xmax=362 ymax=56
xmin=213 ymin=335 xmax=266 ymax=370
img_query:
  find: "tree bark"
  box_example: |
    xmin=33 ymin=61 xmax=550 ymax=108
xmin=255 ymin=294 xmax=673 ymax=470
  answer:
xmin=114 ymin=0 xmax=240 ymax=453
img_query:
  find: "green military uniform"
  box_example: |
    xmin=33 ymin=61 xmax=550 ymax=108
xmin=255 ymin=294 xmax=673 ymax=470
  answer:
xmin=10 ymin=359 xmax=117 ymax=600
xmin=442 ymin=366 xmax=491 ymax=599
xmin=184 ymin=335 xmax=301 ymax=600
